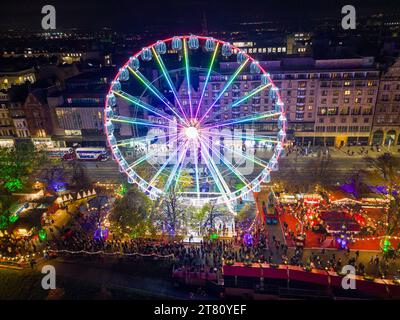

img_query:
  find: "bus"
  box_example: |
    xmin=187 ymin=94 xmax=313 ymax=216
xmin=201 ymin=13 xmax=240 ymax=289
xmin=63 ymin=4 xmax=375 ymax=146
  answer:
xmin=46 ymin=147 xmax=109 ymax=161
xmin=265 ymin=191 xmax=278 ymax=225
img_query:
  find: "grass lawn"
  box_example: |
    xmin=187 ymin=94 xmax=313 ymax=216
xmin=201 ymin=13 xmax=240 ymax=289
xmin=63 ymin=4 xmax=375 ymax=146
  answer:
xmin=0 ymin=269 xmax=46 ymax=300
xmin=0 ymin=266 xmax=175 ymax=300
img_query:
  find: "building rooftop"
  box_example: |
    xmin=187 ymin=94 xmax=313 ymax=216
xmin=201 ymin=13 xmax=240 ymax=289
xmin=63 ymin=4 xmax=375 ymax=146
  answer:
xmin=63 ymin=67 xmax=117 ymax=94
xmin=0 ymin=58 xmax=36 ymax=73
xmin=220 ymin=57 xmax=378 ymax=74
xmin=65 ymin=67 xmax=117 ymax=81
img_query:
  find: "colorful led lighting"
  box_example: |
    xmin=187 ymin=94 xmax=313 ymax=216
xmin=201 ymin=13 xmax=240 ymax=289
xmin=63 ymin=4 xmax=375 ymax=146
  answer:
xmin=199 ymin=58 xmax=250 ymax=123
xmin=194 ymin=42 xmax=220 ymax=119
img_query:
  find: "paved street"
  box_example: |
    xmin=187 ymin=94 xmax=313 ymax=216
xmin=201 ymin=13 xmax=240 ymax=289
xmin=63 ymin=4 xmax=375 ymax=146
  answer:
xmin=41 ymin=146 xmax=399 ymax=186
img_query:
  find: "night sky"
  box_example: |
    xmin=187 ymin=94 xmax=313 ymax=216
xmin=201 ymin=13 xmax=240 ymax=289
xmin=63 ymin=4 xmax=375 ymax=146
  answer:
xmin=0 ymin=0 xmax=399 ymax=31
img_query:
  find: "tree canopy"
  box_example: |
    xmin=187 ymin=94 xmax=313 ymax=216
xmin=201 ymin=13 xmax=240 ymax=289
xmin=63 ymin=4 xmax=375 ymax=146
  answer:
xmin=0 ymin=141 xmax=50 ymax=193
xmin=109 ymin=186 xmax=156 ymax=237
xmin=365 ymin=153 xmax=400 ymax=235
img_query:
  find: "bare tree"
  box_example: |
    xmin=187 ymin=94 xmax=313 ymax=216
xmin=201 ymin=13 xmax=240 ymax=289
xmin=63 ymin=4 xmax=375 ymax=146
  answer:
xmin=161 ymin=189 xmax=187 ymax=237
xmin=282 ymin=151 xmax=336 ymax=193
xmin=365 ymin=153 xmax=400 ymax=182
xmin=365 ymin=153 xmax=400 ymax=233
xmin=68 ymin=159 xmax=91 ymax=190
xmin=40 ymin=163 xmax=68 ymax=194
xmin=310 ymin=151 xmax=333 ymax=185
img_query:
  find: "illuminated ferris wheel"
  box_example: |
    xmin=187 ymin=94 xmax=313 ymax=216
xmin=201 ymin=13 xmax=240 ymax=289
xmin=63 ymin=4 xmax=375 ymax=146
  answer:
xmin=104 ymin=35 xmax=286 ymax=212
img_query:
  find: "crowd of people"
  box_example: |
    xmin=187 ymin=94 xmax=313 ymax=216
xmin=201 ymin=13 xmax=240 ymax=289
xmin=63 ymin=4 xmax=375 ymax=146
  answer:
xmin=48 ymin=225 xmax=270 ymax=275
xmin=285 ymin=145 xmax=329 ymax=158
xmin=51 ymin=211 xmax=394 ymax=278
xmin=0 ymin=229 xmax=38 ymax=258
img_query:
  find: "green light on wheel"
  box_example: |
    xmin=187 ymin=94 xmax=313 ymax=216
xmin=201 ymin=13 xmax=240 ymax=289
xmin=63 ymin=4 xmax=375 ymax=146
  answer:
xmin=38 ymin=229 xmax=47 ymax=241
xmin=381 ymin=237 xmax=392 ymax=253
xmin=9 ymin=215 xmax=19 ymax=223
xmin=210 ymin=233 xmax=219 ymax=240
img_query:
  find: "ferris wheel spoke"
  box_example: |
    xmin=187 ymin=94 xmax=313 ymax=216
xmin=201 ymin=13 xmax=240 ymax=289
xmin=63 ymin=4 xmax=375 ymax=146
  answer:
xmin=194 ymin=42 xmax=220 ymax=119
xmin=198 ymin=138 xmax=231 ymax=195
xmin=202 ymin=131 xmax=269 ymax=168
xmin=204 ymin=111 xmax=280 ymax=130
xmin=199 ymin=58 xmax=250 ymax=124
xmin=113 ymin=90 xmax=178 ymax=125
xmin=198 ymin=138 xmax=233 ymax=210
xmin=204 ymin=130 xmax=279 ymax=144
xmin=164 ymin=140 xmax=189 ymax=192
xmin=202 ymin=135 xmax=250 ymax=187
xmin=151 ymin=47 xmax=189 ymax=123
xmin=192 ymin=141 xmax=201 ymax=200
xmin=145 ymin=138 xmax=186 ymax=192
xmin=128 ymin=148 xmax=161 ymax=169
xmin=127 ymin=66 xmax=188 ymax=125
xmin=232 ymin=83 xmax=272 ymax=108
xmin=183 ymin=38 xmax=193 ymax=119
xmin=110 ymin=115 xmax=172 ymax=129
xmin=115 ymin=132 xmax=179 ymax=147
xmin=203 ymin=83 xmax=272 ymax=121
xmin=174 ymin=159 xmax=185 ymax=191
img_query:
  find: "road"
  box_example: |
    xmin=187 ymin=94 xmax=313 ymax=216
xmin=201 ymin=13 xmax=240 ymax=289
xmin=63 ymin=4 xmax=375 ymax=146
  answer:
xmin=56 ymin=154 xmax=372 ymax=185
xmin=34 ymin=146 xmax=399 ymax=187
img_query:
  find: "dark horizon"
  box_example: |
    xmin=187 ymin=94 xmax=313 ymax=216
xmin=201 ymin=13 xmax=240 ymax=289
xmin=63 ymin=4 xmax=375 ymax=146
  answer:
xmin=1 ymin=0 xmax=400 ymax=32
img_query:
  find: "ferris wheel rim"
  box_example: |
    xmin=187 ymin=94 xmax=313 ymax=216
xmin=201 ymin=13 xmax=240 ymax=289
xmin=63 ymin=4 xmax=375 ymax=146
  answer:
xmin=104 ymin=34 xmax=286 ymax=209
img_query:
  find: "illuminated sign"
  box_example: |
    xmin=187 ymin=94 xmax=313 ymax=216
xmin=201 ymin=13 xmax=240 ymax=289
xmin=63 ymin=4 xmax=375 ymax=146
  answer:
xmin=232 ymin=42 xmax=254 ymax=48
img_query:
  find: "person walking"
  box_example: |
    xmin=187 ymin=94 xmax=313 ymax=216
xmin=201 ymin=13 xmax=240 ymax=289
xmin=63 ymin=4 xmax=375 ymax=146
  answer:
xmin=30 ymin=259 xmax=36 ymax=269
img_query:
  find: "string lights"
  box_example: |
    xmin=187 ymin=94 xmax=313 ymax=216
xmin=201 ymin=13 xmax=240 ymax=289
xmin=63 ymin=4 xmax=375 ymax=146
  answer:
xmin=48 ymin=250 xmax=175 ymax=258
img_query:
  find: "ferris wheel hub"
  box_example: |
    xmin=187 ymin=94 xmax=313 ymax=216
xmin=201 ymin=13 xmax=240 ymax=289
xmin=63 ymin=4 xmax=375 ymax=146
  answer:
xmin=184 ymin=126 xmax=199 ymax=139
